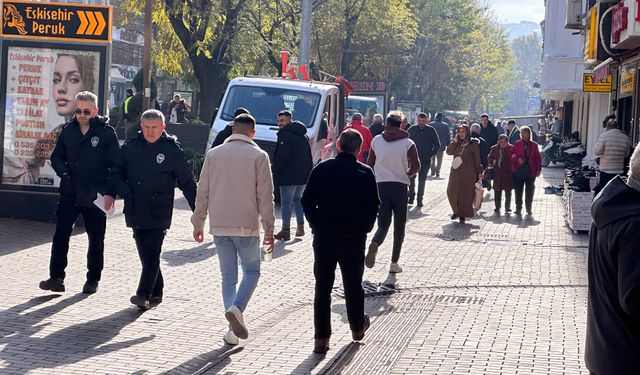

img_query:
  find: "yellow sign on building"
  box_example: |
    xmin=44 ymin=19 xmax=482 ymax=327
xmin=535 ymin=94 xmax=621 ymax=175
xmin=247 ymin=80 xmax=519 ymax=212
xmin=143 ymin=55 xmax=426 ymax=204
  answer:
xmin=620 ymin=68 xmax=636 ymax=95
xmin=583 ymin=73 xmax=612 ymax=93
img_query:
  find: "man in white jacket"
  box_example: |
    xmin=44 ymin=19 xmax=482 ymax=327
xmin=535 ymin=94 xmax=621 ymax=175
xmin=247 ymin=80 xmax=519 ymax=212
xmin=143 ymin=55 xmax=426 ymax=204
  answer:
xmin=191 ymin=114 xmax=275 ymax=345
xmin=593 ymin=119 xmax=631 ymax=195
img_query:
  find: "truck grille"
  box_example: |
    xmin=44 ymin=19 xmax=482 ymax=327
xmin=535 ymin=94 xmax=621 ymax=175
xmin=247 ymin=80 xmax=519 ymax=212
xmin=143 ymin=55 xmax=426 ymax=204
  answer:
xmin=254 ymin=139 xmax=277 ymax=160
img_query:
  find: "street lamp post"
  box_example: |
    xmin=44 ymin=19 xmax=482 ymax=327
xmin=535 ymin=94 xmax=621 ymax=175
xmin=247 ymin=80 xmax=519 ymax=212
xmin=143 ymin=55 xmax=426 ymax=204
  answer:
xmin=142 ymin=0 xmax=153 ymax=111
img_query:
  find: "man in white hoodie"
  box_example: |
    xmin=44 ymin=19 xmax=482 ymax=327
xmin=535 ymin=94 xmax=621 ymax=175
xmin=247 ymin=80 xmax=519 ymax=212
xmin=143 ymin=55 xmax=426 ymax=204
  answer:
xmin=191 ymin=114 xmax=275 ymax=345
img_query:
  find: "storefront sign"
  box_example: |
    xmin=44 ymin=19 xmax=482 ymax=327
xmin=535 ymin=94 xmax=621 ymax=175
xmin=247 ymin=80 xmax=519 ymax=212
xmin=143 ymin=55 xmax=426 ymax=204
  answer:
xmin=620 ymin=67 xmax=636 ymax=95
xmin=583 ymin=73 xmax=613 ymax=92
xmin=350 ymin=81 xmax=387 ymax=92
xmin=0 ymin=1 xmax=111 ymax=43
xmin=611 ymin=0 xmax=640 ymax=49
xmin=1 ymin=44 xmax=104 ymax=187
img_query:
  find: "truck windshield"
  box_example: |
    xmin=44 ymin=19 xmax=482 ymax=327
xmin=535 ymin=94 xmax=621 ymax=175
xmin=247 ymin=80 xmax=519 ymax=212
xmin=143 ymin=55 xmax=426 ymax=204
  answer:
xmin=220 ymin=85 xmax=321 ymax=127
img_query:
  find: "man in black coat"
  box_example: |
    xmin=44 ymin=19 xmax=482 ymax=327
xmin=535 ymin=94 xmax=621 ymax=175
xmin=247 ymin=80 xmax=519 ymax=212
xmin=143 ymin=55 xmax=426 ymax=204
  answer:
xmin=39 ymin=91 xmax=120 ymax=294
xmin=107 ymin=109 xmax=197 ymax=310
xmin=211 ymin=107 xmax=250 ymax=149
xmin=408 ymin=113 xmax=440 ymax=207
xmin=369 ymin=114 xmax=385 ymax=139
xmin=479 ymin=113 xmax=499 ymax=148
xmin=585 ymin=143 xmax=640 ymax=374
xmin=272 ymin=110 xmax=313 ymax=241
xmin=301 ymin=129 xmax=380 ymax=354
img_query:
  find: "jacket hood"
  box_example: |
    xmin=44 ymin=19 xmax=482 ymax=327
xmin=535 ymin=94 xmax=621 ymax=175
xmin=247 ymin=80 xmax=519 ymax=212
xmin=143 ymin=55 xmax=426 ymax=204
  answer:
xmin=592 ymin=176 xmax=640 ymax=228
xmin=382 ymin=126 xmax=409 ymax=142
xmin=351 ymin=119 xmax=364 ymax=128
xmin=280 ymin=120 xmax=307 ymax=136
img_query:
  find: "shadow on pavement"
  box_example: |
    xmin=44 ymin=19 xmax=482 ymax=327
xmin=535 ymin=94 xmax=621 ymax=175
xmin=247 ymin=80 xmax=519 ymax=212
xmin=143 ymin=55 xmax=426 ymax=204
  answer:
xmin=161 ymin=344 xmax=243 ymax=374
xmin=407 ymin=206 xmax=427 ymax=219
xmin=439 ymin=222 xmax=480 ymax=241
xmin=163 ymin=242 xmax=216 ymax=267
xmin=312 ymin=342 xmax=364 ymax=374
xmin=0 ymin=303 xmax=150 ymax=373
xmin=0 ymin=218 xmax=76 ymax=257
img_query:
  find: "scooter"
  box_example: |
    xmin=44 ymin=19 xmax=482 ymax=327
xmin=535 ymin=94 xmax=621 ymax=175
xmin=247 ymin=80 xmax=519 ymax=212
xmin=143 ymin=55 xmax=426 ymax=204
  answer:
xmin=541 ymin=135 xmax=585 ymax=168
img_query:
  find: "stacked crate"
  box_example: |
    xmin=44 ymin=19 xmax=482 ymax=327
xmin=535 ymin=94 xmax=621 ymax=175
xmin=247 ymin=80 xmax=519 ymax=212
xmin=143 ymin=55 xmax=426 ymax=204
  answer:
xmin=562 ymin=182 xmax=593 ymax=233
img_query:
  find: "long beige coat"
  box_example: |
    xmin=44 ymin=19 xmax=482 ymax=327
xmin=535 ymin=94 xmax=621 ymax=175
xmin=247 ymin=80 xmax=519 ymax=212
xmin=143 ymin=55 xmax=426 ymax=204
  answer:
xmin=446 ymin=140 xmax=483 ymax=218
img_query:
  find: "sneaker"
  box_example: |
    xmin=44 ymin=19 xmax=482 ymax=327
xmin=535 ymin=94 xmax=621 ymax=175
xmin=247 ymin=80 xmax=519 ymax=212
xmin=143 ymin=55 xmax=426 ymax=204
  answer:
xmin=130 ymin=295 xmax=150 ymax=311
xmin=39 ymin=277 xmax=65 ymax=292
xmin=365 ymin=242 xmax=379 ymax=268
xmin=223 ymin=329 xmax=239 ymax=346
xmin=389 ymin=263 xmax=403 ymax=273
xmin=352 ymin=314 xmax=370 ymax=341
xmin=313 ymin=338 xmax=330 ymax=354
xmin=274 ymin=229 xmax=291 ymax=241
xmin=225 ymin=305 xmax=249 ymax=339
xmin=82 ymin=280 xmax=98 ymax=294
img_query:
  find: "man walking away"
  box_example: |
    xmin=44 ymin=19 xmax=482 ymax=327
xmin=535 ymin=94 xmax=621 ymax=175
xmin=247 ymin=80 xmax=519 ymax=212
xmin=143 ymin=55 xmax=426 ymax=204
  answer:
xmin=585 ymin=143 xmax=640 ymax=374
xmin=408 ymin=113 xmax=440 ymax=206
xmin=192 ymin=114 xmax=275 ymax=345
xmin=366 ymin=111 xmax=420 ymax=273
xmin=302 ymin=129 xmax=380 ymax=354
xmin=40 ymin=91 xmax=119 ymax=294
xmin=430 ymin=112 xmax=451 ymax=177
xmin=344 ymin=112 xmax=373 ymax=163
xmin=369 ymin=114 xmax=385 ymax=139
xmin=272 ymin=110 xmax=313 ymax=241
xmin=593 ymin=119 xmax=631 ymax=195
xmin=107 ymin=109 xmax=197 ymax=310
xmin=479 ymin=113 xmax=499 ymax=148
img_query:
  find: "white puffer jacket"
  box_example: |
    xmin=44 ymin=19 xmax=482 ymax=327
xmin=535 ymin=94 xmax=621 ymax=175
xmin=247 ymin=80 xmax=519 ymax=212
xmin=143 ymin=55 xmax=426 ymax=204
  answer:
xmin=593 ymin=129 xmax=631 ymax=174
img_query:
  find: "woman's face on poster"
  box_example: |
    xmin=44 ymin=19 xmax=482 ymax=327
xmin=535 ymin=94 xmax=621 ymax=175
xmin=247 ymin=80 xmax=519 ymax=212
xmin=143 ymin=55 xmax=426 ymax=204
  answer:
xmin=52 ymin=55 xmax=84 ymax=117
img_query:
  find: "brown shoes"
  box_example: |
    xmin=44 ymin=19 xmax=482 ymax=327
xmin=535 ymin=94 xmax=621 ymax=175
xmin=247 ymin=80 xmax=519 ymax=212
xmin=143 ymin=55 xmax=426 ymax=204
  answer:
xmin=313 ymin=338 xmax=330 ymax=353
xmin=352 ymin=314 xmax=370 ymax=341
xmin=295 ymin=224 xmax=305 ymax=237
xmin=274 ymin=229 xmax=291 ymax=241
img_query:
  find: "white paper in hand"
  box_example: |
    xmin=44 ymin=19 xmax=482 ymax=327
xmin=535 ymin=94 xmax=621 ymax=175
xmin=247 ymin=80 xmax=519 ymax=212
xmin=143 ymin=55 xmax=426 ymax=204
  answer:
xmin=93 ymin=193 xmax=115 ymax=217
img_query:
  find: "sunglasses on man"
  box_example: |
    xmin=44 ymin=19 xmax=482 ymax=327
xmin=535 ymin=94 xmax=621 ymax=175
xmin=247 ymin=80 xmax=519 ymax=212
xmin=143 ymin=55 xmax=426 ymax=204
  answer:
xmin=74 ymin=109 xmax=93 ymax=116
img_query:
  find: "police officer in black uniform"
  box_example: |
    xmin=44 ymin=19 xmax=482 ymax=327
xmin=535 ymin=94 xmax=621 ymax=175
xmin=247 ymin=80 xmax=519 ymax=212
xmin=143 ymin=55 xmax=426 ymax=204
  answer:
xmin=39 ymin=91 xmax=120 ymax=294
xmin=107 ymin=109 xmax=196 ymax=310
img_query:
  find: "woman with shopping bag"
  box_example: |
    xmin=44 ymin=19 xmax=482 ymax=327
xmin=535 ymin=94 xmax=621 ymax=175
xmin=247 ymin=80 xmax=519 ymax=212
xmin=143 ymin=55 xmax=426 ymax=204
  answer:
xmin=446 ymin=124 xmax=484 ymax=223
xmin=488 ymin=134 xmax=514 ymax=214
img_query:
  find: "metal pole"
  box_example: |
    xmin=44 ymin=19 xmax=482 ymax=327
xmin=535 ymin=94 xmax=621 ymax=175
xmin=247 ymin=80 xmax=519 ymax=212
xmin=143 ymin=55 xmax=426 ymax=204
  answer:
xmin=142 ymin=0 xmax=153 ymax=111
xmin=299 ymin=0 xmax=312 ymax=66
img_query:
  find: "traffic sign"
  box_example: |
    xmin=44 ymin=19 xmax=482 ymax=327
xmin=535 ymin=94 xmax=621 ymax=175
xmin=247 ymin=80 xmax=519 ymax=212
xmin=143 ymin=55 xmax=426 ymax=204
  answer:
xmin=0 ymin=1 xmax=111 ymax=43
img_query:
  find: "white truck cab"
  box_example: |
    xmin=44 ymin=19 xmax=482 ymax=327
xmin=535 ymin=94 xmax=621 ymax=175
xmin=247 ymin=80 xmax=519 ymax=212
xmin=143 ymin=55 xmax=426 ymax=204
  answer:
xmin=206 ymin=76 xmax=346 ymax=164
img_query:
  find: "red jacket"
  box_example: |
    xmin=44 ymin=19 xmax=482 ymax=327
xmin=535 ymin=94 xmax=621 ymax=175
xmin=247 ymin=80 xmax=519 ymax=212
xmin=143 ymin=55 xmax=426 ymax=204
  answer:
xmin=344 ymin=120 xmax=373 ymax=162
xmin=509 ymin=139 xmax=542 ymax=177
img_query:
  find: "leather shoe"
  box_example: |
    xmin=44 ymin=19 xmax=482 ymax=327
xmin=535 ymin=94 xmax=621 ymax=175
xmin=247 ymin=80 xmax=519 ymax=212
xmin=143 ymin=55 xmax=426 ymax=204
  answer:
xmin=352 ymin=314 xmax=370 ymax=341
xmin=313 ymin=338 xmax=330 ymax=353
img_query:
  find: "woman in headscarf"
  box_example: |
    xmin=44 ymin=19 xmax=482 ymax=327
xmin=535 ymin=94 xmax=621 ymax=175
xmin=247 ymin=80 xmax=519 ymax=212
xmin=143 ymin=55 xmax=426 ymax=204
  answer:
xmin=446 ymin=124 xmax=483 ymax=223
xmin=488 ymin=134 xmax=514 ymax=214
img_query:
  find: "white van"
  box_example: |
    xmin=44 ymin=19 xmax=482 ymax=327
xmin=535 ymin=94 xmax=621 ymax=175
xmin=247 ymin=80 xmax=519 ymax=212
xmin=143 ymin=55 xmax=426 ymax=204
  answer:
xmin=206 ymin=77 xmax=346 ymax=164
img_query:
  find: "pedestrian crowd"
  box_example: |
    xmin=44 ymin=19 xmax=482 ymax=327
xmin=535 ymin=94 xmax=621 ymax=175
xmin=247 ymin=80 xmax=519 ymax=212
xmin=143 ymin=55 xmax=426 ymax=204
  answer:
xmin=36 ymin=90 xmax=640 ymax=362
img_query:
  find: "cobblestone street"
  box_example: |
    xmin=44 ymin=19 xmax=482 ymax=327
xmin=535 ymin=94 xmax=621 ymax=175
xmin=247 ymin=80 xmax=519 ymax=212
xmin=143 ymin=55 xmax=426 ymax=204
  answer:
xmin=0 ymin=160 xmax=589 ymax=374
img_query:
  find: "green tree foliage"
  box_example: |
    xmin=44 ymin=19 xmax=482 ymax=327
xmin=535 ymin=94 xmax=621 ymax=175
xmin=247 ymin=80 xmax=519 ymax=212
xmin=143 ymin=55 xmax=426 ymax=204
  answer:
xmin=508 ymin=34 xmax=543 ymax=114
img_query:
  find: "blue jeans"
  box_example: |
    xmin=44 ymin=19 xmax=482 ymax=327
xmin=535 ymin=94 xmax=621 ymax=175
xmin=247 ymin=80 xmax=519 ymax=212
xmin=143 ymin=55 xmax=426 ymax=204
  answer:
xmin=280 ymin=185 xmax=305 ymax=229
xmin=214 ymin=236 xmax=261 ymax=312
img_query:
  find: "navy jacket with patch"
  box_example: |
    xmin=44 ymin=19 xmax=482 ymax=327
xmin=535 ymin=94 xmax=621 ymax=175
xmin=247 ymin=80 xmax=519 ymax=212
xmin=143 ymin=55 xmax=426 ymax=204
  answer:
xmin=50 ymin=116 xmax=119 ymax=207
xmin=108 ymin=132 xmax=196 ymax=230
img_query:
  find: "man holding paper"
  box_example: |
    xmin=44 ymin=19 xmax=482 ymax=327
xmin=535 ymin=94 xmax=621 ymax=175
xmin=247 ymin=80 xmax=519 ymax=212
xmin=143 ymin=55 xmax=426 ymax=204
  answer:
xmin=39 ymin=91 xmax=119 ymax=294
xmin=108 ymin=109 xmax=196 ymax=311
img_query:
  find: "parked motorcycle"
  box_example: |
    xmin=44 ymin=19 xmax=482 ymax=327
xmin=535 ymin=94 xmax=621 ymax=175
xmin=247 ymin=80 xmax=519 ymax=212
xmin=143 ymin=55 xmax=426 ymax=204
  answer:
xmin=541 ymin=135 xmax=586 ymax=168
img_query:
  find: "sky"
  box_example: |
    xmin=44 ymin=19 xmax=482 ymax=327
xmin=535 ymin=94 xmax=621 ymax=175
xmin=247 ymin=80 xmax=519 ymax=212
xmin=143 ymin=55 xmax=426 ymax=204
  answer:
xmin=489 ymin=0 xmax=545 ymax=24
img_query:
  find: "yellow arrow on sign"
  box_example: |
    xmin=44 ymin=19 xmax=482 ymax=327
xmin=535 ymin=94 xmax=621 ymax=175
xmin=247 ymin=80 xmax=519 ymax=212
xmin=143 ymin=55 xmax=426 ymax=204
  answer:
xmin=76 ymin=10 xmax=106 ymax=36
xmin=77 ymin=10 xmax=89 ymax=34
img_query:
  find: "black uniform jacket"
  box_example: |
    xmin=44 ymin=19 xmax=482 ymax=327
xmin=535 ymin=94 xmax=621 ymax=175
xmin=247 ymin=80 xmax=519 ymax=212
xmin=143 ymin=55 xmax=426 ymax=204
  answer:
xmin=50 ymin=116 xmax=119 ymax=207
xmin=301 ymin=152 xmax=380 ymax=248
xmin=586 ymin=176 xmax=640 ymax=374
xmin=108 ymin=132 xmax=196 ymax=230
xmin=272 ymin=121 xmax=313 ymax=186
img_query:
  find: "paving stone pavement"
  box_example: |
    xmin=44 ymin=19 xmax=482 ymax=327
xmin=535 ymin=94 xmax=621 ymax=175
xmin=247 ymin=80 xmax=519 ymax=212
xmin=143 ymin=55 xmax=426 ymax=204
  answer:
xmin=0 ymin=158 xmax=590 ymax=374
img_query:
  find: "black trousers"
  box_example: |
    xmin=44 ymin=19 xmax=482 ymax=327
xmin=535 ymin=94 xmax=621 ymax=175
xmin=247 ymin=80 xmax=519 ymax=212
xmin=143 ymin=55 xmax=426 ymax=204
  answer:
xmin=513 ymin=176 xmax=536 ymax=213
xmin=313 ymin=240 xmax=365 ymax=339
xmin=409 ymin=162 xmax=429 ymax=203
xmin=593 ymin=171 xmax=617 ymax=196
xmin=50 ymin=196 xmax=106 ymax=282
xmin=133 ymin=228 xmax=166 ymax=300
xmin=494 ymin=189 xmax=512 ymax=211
xmin=372 ymin=182 xmax=408 ymax=263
